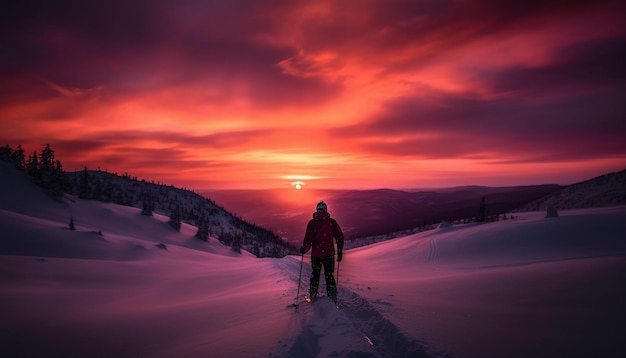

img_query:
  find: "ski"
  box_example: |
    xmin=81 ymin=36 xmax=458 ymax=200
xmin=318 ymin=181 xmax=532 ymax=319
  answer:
xmin=287 ymin=299 xmax=300 ymax=308
xmin=286 ymin=294 xmax=316 ymax=308
xmin=304 ymin=294 xmax=339 ymax=307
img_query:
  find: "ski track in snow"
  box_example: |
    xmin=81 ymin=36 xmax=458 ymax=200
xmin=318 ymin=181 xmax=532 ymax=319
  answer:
xmin=272 ymin=257 xmax=441 ymax=358
xmin=427 ymin=238 xmax=438 ymax=264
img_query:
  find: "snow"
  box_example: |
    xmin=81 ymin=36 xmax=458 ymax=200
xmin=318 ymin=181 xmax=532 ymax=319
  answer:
xmin=1 ymin=164 xmax=626 ymax=357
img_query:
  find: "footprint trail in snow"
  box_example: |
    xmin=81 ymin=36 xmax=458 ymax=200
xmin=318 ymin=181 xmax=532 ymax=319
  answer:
xmin=272 ymin=256 xmax=445 ymax=358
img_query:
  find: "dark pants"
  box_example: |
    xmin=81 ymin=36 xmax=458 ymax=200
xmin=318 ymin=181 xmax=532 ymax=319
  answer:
xmin=310 ymin=255 xmax=337 ymax=301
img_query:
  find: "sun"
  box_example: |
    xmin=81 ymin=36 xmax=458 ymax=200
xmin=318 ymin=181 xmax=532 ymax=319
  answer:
xmin=291 ymin=181 xmax=305 ymax=190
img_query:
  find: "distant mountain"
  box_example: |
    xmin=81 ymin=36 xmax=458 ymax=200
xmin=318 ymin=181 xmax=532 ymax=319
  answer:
xmin=205 ymin=184 xmax=561 ymax=245
xmin=517 ymin=169 xmax=626 ymax=212
xmin=330 ymin=185 xmax=561 ymax=236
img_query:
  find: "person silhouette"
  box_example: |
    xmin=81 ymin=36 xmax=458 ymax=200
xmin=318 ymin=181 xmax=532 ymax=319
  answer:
xmin=299 ymin=200 xmax=344 ymax=303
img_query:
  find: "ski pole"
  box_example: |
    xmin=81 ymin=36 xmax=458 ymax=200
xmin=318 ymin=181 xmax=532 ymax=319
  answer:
xmin=336 ymin=259 xmax=340 ymax=293
xmin=334 ymin=258 xmax=340 ymax=305
xmin=293 ymin=254 xmax=304 ymax=307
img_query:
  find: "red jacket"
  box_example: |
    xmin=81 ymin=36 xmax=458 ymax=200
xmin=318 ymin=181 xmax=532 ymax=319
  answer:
xmin=302 ymin=211 xmax=344 ymax=257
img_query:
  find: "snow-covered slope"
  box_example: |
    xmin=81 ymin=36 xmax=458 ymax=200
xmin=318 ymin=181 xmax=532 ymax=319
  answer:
xmin=519 ymin=168 xmax=626 ymax=211
xmin=0 ymin=162 xmax=249 ymax=259
xmin=63 ymin=168 xmax=296 ymax=257
xmin=2 ymin=162 xmax=625 ymax=358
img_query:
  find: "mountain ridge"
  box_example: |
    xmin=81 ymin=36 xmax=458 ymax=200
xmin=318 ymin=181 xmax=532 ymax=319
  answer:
xmin=518 ymin=168 xmax=626 ymax=211
xmin=205 ymin=184 xmax=563 ymax=245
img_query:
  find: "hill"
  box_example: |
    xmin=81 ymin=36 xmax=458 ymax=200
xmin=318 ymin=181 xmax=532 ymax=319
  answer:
xmin=0 ymin=158 xmax=295 ymax=258
xmin=66 ymin=168 xmax=298 ymax=257
xmin=518 ymin=169 xmax=626 ymax=211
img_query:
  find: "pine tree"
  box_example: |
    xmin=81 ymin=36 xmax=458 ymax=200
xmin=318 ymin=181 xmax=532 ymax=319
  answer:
xmin=9 ymin=145 xmax=25 ymax=170
xmin=51 ymin=159 xmax=69 ymax=196
xmin=69 ymin=216 xmax=76 ymax=230
xmin=26 ymin=151 xmax=38 ymax=176
xmin=34 ymin=144 xmax=67 ymax=196
xmin=37 ymin=144 xmax=56 ymax=186
xmin=195 ymin=217 xmax=209 ymax=241
xmin=169 ymin=206 xmax=182 ymax=232
xmin=0 ymin=145 xmax=11 ymax=161
xmin=141 ymin=195 xmax=155 ymax=216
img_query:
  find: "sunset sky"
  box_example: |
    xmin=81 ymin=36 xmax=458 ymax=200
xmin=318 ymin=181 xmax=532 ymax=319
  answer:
xmin=1 ymin=0 xmax=625 ymax=190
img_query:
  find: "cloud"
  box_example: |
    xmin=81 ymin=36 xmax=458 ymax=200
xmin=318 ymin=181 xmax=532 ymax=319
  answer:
xmin=1 ymin=0 xmax=625 ymax=189
xmin=485 ymin=37 xmax=626 ymax=97
xmin=336 ymin=84 xmax=626 ymax=162
xmin=1 ymin=0 xmax=345 ymax=111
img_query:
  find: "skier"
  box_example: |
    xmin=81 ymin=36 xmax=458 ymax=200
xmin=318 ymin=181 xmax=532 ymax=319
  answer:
xmin=299 ymin=200 xmax=344 ymax=303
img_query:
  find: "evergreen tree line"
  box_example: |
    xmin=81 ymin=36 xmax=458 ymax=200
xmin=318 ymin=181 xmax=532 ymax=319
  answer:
xmin=1 ymin=144 xmax=70 ymax=196
xmin=1 ymin=144 xmax=296 ymax=258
